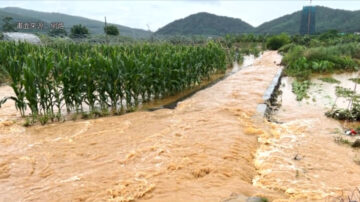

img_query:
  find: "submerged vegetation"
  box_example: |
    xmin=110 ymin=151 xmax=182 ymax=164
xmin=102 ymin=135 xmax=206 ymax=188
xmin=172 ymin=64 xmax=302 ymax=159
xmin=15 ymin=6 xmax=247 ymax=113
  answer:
xmin=279 ymin=32 xmax=360 ymax=102
xmin=318 ymin=77 xmax=340 ymax=84
xmin=0 ymin=41 xmax=228 ymax=124
xmin=292 ymin=80 xmax=311 ymax=101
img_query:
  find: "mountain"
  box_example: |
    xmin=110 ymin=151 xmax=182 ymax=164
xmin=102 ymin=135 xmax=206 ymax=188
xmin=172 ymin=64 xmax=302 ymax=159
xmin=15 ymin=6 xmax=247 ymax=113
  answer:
xmin=254 ymin=6 xmax=360 ymax=34
xmin=0 ymin=7 xmax=152 ymax=38
xmin=155 ymin=12 xmax=254 ymax=36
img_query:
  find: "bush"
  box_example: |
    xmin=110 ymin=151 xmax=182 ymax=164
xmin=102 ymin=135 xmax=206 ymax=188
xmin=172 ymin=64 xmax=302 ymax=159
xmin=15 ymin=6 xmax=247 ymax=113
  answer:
xmin=104 ymin=25 xmax=119 ymax=36
xmin=266 ymin=33 xmax=291 ymax=50
xmin=0 ymin=32 xmax=3 ymax=40
xmin=70 ymin=24 xmax=89 ymax=38
xmin=48 ymin=28 xmax=67 ymax=37
xmin=278 ymin=43 xmax=296 ymax=54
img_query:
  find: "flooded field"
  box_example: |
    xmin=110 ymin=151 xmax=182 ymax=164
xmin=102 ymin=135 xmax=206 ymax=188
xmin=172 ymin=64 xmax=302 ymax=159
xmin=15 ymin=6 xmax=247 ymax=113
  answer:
xmin=0 ymin=51 xmax=282 ymax=201
xmin=1 ymin=51 xmax=359 ymax=201
xmin=254 ymin=74 xmax=360 ymax=201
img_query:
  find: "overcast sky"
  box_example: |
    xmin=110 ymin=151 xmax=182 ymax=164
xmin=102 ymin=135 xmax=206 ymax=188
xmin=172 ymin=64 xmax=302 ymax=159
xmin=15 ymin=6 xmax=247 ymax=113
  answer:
xmin=1 ymin=0 xmax=359 ymax=31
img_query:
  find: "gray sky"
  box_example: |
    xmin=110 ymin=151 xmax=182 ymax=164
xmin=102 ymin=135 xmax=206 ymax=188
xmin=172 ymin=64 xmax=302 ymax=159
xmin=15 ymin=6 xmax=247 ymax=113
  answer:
xmin=1 ymin=0 xmax=359 ymax=31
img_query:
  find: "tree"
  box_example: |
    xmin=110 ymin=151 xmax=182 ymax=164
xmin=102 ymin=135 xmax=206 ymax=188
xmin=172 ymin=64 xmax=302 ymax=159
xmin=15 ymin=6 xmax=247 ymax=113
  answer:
xmin=2 ymin=17 xmax=16 ymax=32
xmin=104 ymin=25 xmax=119 ymax=36
xmin=48 ymin=28 xmax=67 ymax=37
xmin=266 ymin=33 xmax=291 ymax=50
xmin=70 ymin=24 xmax=89 ymax=38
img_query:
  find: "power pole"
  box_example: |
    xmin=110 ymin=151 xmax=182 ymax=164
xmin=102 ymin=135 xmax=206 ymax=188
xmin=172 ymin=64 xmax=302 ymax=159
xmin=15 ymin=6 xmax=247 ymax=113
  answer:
xmin=105 ymin=16 xmax=109 ymax=44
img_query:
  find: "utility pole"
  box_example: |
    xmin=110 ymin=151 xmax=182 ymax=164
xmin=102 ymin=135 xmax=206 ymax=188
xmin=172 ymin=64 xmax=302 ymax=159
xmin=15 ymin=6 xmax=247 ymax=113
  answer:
xmin=105 ymin=16 xmax=109 ymax=44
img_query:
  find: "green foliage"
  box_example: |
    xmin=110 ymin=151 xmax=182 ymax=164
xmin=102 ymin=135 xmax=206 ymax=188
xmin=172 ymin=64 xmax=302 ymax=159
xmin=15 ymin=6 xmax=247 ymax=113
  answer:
xmin=0 ymin=41 xmax=228 ymax=123
xmin=325 ymin=106 xmax=360 ymax=121
xmin=48 ymin=28 xmax=67 ymax=37
xmin=292 ymin=80 xmax=311 ymax=101
xmin=104 ymin=25 xmax=119 ymax=36
xmin=278 ymin=43 xmax=296 ymax=54
xmin=326 ymin=86 xmax=360 ymax=121
xmin=266 ymin=33 xmax=291 ymax=50
xmin=0 ymin=32 xmax=3 ymax=40
xmin=2 ymin=16 xmax=15 ymax=32
xmin=349 ymin=78 xmax=360 ymax=84
xmin=318 ymin=77 xmax=340 ymax=84
xmin=70 ymin=24 xmax=89 ymax=38
xmin=283 ymin=43 xmax=360 ymax=81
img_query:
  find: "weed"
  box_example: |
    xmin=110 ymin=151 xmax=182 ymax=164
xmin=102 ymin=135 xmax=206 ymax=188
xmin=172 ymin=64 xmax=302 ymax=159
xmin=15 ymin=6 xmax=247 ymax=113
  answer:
xmin=23 ymin=117 xmax=33 ymax=127
xmin=38 ymin=114 xmax=49 ymax=125
xmin=292 ymin=80 xmax=311 ymax=101
xmin=318 ymin=77 xmax=340 ymax=84
xmin=349 ymin=78 xmax=360 ymax=84
xmin=334 ymin=136 xmax=351 ymax=146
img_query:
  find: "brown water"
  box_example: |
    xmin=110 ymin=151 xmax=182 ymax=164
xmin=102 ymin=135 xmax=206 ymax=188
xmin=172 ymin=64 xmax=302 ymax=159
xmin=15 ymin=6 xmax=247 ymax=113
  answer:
xmin=254 ymin=75 xmax=360 ymax=201
xmin=0 ymin=51 xmax=284 ymax=201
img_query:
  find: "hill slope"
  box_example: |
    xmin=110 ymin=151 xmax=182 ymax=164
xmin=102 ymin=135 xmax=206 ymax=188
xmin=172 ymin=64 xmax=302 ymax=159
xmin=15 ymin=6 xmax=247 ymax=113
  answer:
xmin=156 ymin=12 xmax=254 ymax=36
xmin=254 ymin=6 xmax=360 ymax=34
xmin=0 ymin=7 xmax=151 ymax=38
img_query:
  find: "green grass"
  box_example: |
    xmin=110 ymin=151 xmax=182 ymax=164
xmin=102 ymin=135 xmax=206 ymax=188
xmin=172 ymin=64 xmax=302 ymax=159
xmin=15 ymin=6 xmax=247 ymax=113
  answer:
xmin=292 ymin=80 xmax=311 ymax=101
xmin=318 ymin=77 xmax=341 ymax=84
xmin=349 ymin=78 xmax=360 ymax=84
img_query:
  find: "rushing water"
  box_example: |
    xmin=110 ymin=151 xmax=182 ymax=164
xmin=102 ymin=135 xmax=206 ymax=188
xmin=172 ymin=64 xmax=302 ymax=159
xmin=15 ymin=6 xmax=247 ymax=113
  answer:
xmin=2 ymin=52 xmax=359 ymax=201
xmin=0 ymin=52 xmax=284 ymax=201
xmin=254 ymin=74 xmax=360 ymax=201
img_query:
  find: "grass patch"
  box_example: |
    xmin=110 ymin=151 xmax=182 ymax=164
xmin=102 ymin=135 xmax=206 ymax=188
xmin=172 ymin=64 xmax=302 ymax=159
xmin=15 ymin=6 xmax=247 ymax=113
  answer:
xmin=349 ymin=78 xmax=360 ymax=84
xmin=318 ymin=77 xmax=340 ymax=84
xmin=292 ymin=80 xmax=311 ymax=101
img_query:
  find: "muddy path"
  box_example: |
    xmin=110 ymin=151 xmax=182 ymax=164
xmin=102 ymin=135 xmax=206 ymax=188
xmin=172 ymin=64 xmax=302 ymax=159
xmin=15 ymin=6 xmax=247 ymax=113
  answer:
xmin=0 ymin=51 xmax=284 ymax=201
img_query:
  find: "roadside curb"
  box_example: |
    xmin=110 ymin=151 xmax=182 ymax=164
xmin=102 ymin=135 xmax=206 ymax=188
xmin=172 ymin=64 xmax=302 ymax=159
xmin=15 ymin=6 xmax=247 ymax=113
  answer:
xmin=257 ymin=68 xmax=283 ymax=117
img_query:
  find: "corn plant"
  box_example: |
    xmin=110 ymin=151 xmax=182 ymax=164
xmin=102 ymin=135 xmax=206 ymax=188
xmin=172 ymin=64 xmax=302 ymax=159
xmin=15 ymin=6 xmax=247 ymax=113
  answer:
xmin=0 ymin=41 xmax=228 ymax=123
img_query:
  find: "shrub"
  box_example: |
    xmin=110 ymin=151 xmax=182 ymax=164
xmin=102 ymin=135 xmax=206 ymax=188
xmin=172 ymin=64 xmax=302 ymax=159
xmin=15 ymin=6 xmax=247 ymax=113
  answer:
xmin=2 ymin=16 xmax=16 ymax=32
xmin=48 ymin=28 xmax=67 ymax=37
xmin=278 ymin=43 xmax=296 ymax=54
xmin=266 ymin=33 xmax=291 ymax=50
xmin=70 ymin=24 xmax=89 ymax=38
xmin=104 ymin=25 xmax=119 ymax=36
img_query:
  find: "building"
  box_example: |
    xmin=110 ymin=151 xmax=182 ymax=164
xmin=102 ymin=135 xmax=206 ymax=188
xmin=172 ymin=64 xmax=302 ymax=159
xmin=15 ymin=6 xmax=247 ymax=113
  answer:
xmin=300 ymin=6 xmax=316 ymax=35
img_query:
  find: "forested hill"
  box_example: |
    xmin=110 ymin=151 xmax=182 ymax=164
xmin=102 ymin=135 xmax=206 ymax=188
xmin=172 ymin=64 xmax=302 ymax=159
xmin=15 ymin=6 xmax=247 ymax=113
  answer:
xmin=254 ymin=6 xmax=360 ymax=34
xmin=155 ymin=12 xmax=254 ymax=36
xmin=0 ymin=7 xmax=152 ymax=38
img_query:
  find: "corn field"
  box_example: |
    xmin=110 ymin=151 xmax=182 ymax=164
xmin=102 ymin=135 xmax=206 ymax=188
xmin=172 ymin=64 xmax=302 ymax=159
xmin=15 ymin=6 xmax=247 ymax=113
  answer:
xmin=0 ymin=41 xmax=227 ymax=122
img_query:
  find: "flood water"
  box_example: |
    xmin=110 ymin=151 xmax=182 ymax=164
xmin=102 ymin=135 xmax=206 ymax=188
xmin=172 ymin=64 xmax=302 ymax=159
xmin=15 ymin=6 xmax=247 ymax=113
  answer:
xmin=2 ymin=51 xmax=358 ymax=202
xmin=254 ymin=74 xmax=360 ymax=201
xmin=0 ymin=51 xmax=284 ymax=201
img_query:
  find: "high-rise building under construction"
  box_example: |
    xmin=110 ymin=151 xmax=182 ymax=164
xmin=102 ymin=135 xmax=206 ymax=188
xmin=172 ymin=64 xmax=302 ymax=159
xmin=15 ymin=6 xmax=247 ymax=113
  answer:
xmin=300 ymin=6 xmax=316 ymax=35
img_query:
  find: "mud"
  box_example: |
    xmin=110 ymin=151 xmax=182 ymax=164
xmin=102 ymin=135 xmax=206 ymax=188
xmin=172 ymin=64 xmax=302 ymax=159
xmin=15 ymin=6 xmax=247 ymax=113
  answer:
xmin=0 ymin=51 xmax=283 ymax=201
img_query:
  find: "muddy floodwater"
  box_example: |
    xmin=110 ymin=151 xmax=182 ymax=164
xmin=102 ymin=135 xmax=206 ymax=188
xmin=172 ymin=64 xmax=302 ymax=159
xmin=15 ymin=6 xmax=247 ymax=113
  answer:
xmin=254 ymin=74 xmax=360 ymax=201
xmin=0 ymin=51 xmax=282 ymax=201
xmin=1 ymin=51 xmax=359 ymax=202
